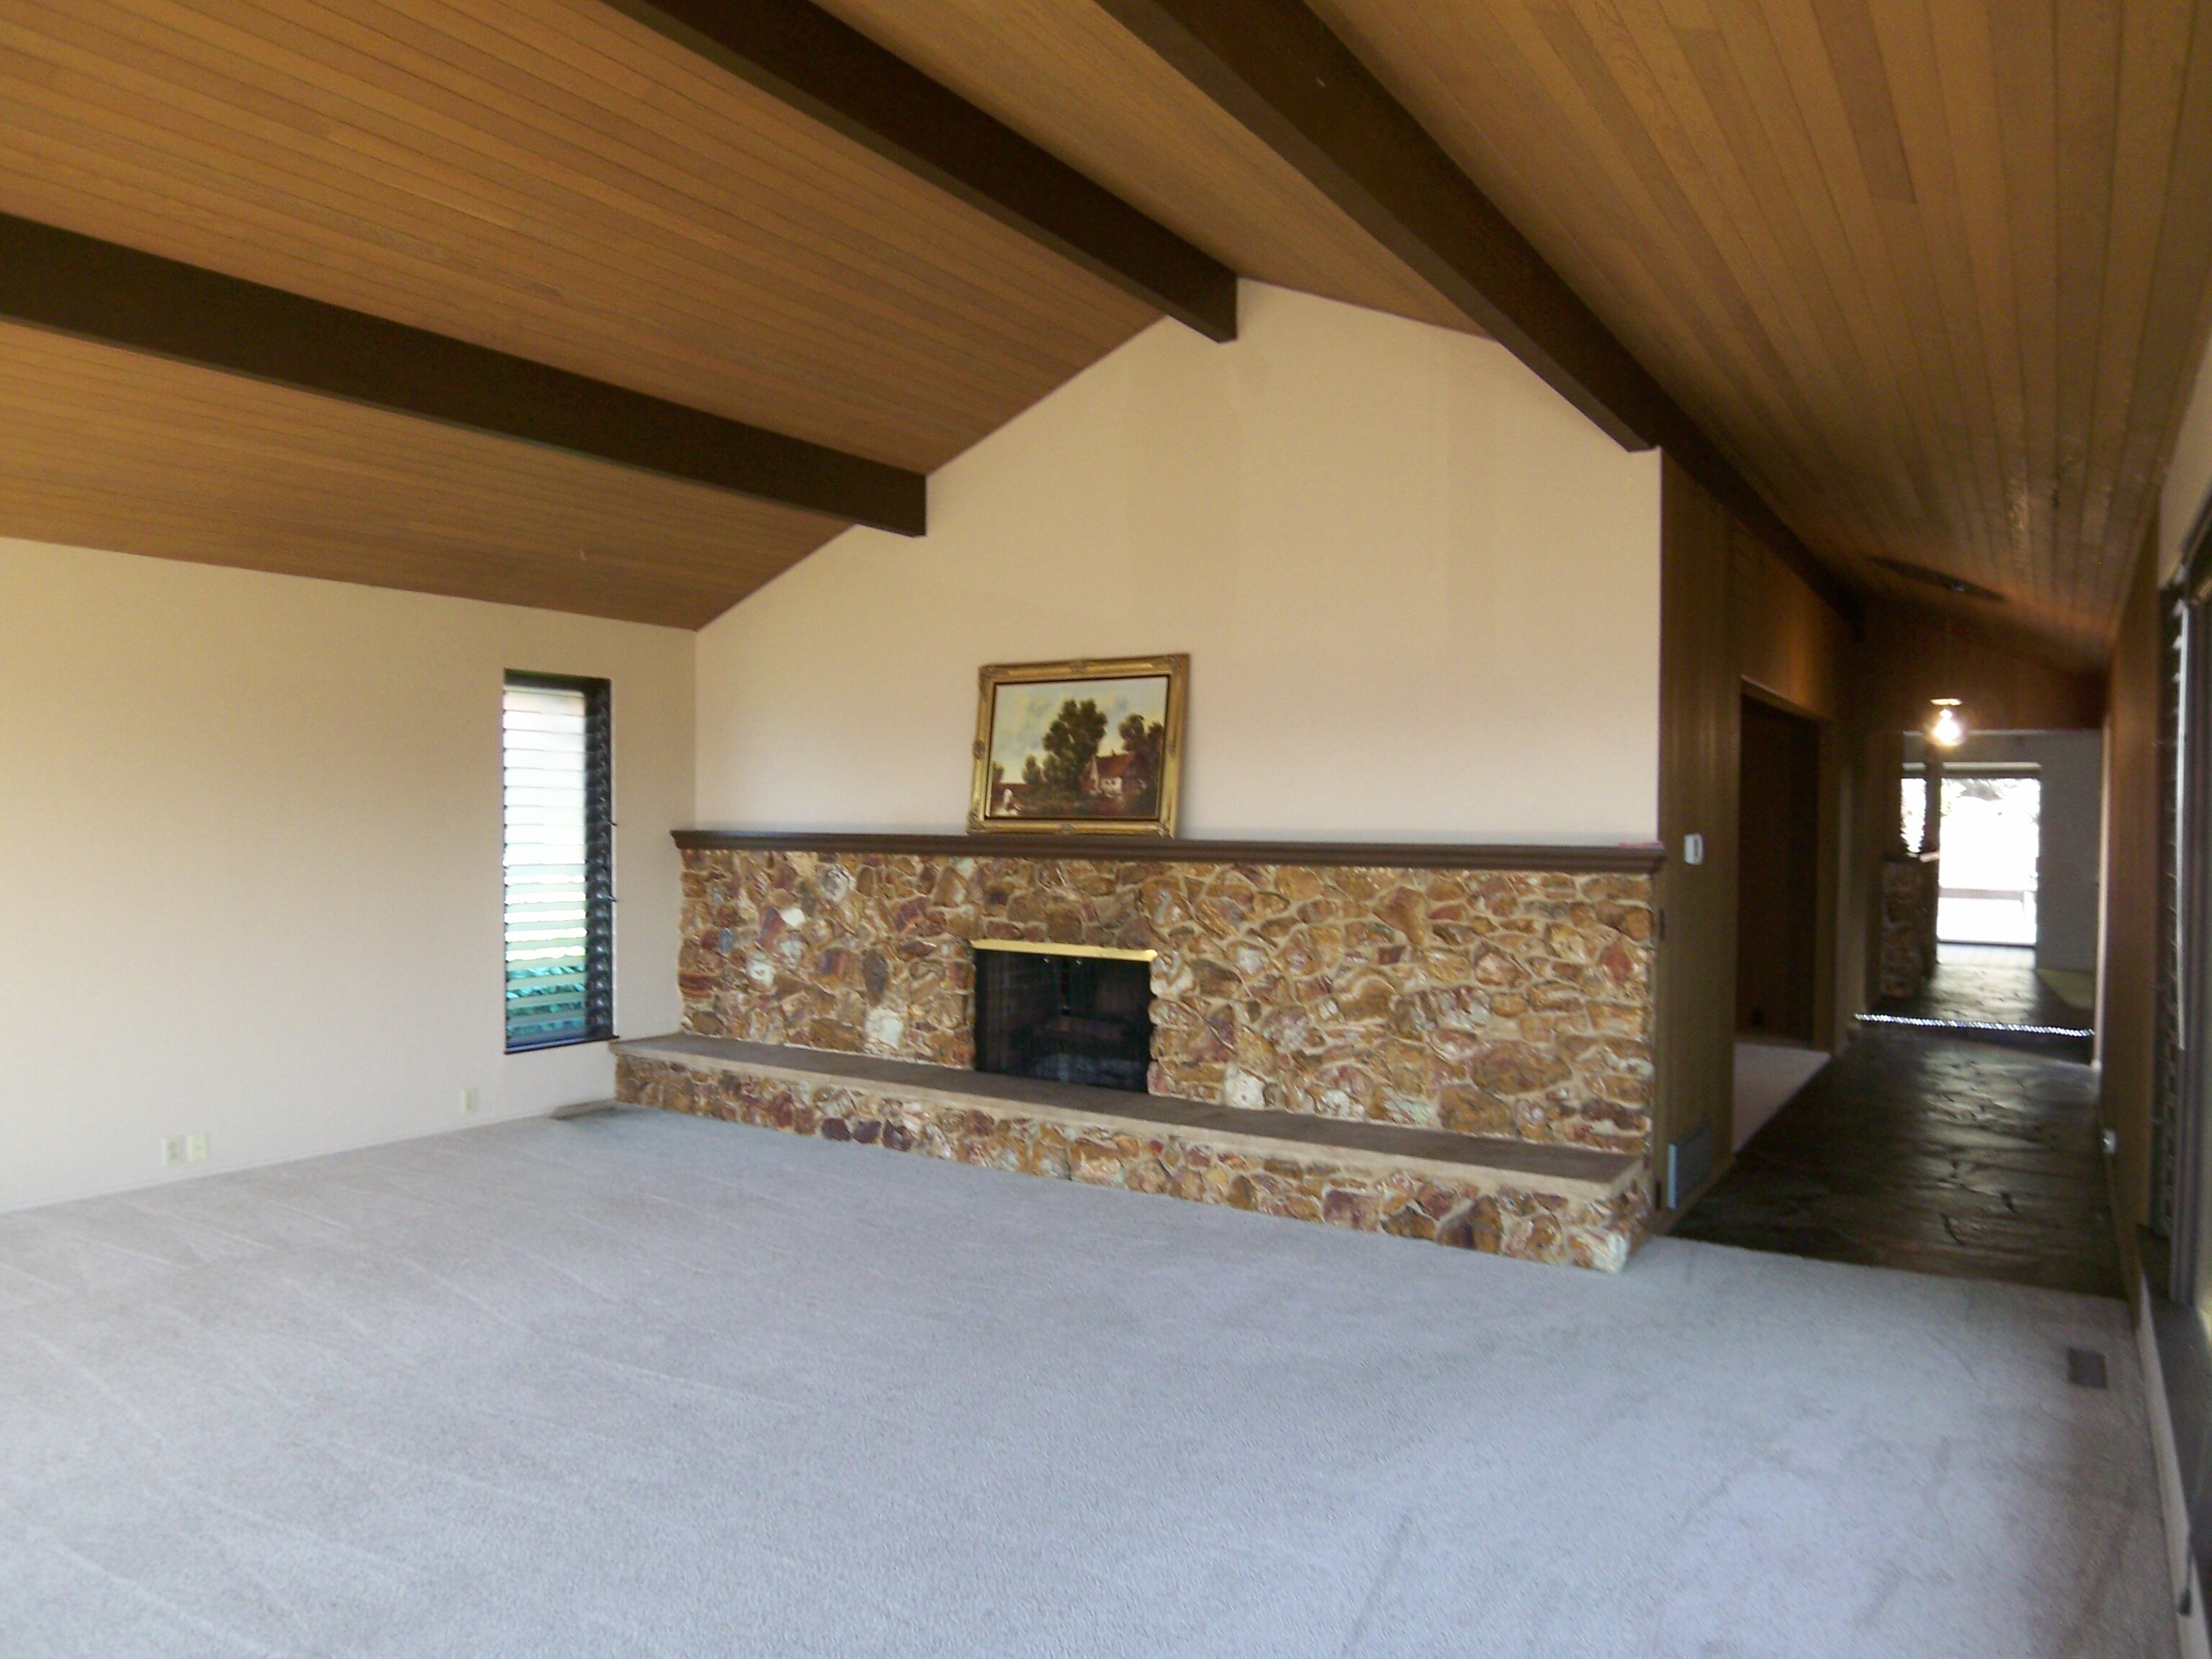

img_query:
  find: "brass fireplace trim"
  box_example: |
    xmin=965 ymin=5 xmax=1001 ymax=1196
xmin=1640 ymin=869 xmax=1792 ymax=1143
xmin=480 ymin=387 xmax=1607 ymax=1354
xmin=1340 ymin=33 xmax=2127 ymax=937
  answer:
xmin=969 ymin=938 xmax=1157 ymax=963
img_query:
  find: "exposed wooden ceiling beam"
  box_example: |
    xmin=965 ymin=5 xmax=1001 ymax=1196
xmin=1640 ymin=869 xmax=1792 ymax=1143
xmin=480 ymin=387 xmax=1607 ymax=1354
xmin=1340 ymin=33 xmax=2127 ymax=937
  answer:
xmin=1096 ymin=0 xmax=1861 ymax=626
xmin=607 ymin=0 xmax=1240 ymax=343
xmin=0 ymin=212 xmax=925 ymax=536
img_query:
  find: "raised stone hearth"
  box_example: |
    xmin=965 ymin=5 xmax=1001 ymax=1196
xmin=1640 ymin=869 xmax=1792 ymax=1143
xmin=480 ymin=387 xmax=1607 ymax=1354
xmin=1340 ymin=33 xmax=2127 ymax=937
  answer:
xmin=615 ymin=1035 xmax=1647 ymax=1271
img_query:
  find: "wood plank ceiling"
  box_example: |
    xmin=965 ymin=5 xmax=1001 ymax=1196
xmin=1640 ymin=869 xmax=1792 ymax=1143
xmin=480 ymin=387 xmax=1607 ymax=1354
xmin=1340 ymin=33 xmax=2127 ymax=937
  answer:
xmin=0 ymin=322 xmax=846 ymax=624
xmin=799 ymin=0 xmax=1482 ymax=338
xmin=6 ymin=0 xmax=2210 ymax=655
xmin=1298 ymin=0 xmax=2212 ymax=662
xmin=0 ymin=0 xmax=1171 ymax=624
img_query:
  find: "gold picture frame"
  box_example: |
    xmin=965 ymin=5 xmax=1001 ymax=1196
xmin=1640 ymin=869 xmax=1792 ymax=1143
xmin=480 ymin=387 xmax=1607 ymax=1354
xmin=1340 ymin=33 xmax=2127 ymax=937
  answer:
xmin=968 ymin=655 xmax=1187 ymax=836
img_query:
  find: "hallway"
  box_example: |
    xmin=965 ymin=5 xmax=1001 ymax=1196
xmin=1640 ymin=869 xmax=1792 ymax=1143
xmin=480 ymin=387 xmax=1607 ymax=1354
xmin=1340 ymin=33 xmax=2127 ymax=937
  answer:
xmin=1871 ymin=943 xmax=2095 ymax=1047
xmin=1675 ymin=1025 xmax=2123 ymax=1299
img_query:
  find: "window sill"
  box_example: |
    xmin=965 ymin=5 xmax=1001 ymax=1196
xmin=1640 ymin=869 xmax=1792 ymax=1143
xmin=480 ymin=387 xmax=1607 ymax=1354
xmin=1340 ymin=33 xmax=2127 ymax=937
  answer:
xmin=505 ymin=1032 xmax=616 ymax=1056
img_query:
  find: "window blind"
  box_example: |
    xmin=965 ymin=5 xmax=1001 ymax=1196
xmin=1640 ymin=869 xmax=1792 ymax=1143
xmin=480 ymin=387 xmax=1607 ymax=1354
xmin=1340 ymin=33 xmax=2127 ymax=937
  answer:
xmin=503 ymin=675 xmax=613 ymax=1050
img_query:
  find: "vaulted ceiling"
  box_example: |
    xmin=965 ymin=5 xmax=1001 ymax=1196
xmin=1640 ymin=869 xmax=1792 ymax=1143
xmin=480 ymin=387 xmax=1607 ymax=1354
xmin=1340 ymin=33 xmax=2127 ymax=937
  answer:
xmin=1310 ymin=0 xmax=2212 ymax=662
xmin=2 ymin=0 xmax=2209 ymax=658
xmin=0 ymin=0 xmax=1170 ymax=624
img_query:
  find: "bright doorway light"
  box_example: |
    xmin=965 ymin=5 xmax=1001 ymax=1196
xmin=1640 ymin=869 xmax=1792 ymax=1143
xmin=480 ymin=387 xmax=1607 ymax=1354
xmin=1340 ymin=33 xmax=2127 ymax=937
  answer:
xmin=1936 ymin=775 xmax=2039 ymax=945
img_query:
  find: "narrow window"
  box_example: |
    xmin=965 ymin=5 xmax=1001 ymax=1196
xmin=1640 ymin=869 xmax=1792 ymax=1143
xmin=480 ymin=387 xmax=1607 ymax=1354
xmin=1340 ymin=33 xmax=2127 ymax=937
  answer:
xmin=503 ymin=673 xmax=613 ymax=1051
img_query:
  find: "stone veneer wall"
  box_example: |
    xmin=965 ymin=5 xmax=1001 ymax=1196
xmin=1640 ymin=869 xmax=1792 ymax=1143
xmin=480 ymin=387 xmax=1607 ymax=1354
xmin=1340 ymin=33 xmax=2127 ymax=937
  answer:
xmin=1880 ymin=854 xmax=1939 ymax=999
xmin=619 ymin=1051 xmax=1643 ymax=1271
xmin=676 ymin=849 xmax=1656 ymax=1154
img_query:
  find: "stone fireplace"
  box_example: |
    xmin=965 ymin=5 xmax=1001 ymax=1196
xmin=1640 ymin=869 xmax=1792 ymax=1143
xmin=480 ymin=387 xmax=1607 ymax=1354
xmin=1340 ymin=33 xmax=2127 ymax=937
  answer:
xmin=972 ymin=940 xmax=1154 ymax=1092
xmin=622 ymin=831 xmax=1663 ymax=1271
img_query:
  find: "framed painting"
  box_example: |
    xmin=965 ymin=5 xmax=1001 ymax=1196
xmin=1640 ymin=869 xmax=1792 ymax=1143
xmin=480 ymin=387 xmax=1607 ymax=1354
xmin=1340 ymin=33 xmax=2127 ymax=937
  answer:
xmin=968 ymin=655 xmax=1188 ymax=836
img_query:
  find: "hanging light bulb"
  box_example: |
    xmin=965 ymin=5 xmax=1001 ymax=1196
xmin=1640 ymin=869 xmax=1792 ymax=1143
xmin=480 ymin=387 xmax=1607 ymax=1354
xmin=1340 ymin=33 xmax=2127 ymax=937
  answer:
xmin=1927 ymin=698 xmax=1966 ymax=749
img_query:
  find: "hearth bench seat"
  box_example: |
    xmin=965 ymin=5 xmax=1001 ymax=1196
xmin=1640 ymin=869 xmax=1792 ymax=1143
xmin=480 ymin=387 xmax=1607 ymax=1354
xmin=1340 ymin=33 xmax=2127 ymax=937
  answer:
xmin=613 ymin=1035 xmax=1647 ymax=1272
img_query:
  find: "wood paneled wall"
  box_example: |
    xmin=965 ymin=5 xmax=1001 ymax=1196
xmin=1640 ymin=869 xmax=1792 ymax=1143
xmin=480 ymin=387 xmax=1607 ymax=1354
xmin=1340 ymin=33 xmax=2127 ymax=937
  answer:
xmin=1735 ymin=514 xmax=1858 ymax=1053
xmin=1656 ymin=459 xmax=1743 ymax=1207
xmin=2100 ymin=529 xmax=2164 ymax=1279
xmin=1858 ymin=604 xmax=2106 ymax=732
xmin=1737 ymin=529 xmax=1850 ymax=721
xmin=1656 ymin=456 xmax=1863 ymax=1218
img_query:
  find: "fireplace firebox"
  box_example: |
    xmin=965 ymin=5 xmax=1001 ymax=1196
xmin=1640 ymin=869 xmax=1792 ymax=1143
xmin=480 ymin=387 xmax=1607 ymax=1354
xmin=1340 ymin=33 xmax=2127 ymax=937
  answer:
xmin=972 ymin=940 xmax=1153 ymax=1093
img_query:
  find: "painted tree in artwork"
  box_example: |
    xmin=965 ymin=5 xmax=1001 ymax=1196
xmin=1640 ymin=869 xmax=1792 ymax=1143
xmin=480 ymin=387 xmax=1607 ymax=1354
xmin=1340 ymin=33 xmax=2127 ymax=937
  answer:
xmin=1040 ymin=698 xmax=1108 ymax=794
xmin=1119 ymin=713 xmax=1166 ymax=814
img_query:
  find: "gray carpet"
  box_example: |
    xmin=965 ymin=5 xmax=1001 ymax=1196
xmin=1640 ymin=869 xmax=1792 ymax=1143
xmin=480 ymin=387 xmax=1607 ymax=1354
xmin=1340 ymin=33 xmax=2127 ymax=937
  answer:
xmin=0 ymin=1108 xmax=2175 ymax=1658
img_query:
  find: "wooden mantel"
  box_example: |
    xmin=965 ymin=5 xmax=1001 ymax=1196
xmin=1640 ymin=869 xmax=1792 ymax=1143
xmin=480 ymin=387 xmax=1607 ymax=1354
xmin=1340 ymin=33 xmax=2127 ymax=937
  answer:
xmin=670 ymin=829 xmax=1666 ymax=874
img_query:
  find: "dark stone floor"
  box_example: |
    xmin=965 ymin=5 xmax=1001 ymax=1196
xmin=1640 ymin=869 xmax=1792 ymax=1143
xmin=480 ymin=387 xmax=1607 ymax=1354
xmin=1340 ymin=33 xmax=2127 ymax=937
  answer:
xmin=1673 ymin=1028 xmax=2124 ymax=1298
xmin=1873 ymin=948 xmax=2093 ymax=1032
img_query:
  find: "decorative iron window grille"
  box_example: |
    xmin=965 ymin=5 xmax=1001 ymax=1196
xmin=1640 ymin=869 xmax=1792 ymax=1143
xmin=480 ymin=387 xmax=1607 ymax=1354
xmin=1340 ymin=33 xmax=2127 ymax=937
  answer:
xmin=502 ymin=672 xmax=613 ymax=1051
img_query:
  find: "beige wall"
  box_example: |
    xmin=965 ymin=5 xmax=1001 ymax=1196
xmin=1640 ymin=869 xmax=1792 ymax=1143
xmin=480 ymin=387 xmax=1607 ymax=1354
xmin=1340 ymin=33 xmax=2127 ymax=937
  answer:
xmin=0 ymin=539 xmax=693 ymax=1210
xmin=696 ymin=283 xmax=1665 ymax=844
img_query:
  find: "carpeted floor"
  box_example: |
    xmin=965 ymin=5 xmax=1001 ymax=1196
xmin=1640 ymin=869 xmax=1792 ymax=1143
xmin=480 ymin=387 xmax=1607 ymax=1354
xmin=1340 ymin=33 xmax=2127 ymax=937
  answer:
xmin=0 ymin=1107 xmax=2175 ymax=1658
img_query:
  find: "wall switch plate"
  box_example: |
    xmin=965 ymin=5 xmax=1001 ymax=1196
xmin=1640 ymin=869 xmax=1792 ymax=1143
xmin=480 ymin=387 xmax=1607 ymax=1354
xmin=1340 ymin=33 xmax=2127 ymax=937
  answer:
xmin=461 ymin=1087 xmax=478 ymax=1115
xmin=161 ymin=1136 xmax=186 ymax=1167
xmin=184 ymin=1133 xmax=208 ymax=1164
xmin=1682 ymin=832 xmax=1705 ymax=866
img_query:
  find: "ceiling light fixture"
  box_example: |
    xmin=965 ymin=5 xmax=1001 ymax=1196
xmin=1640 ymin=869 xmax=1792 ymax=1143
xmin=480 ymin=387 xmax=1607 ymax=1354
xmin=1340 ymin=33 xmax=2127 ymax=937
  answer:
xmin=1927 ymin=698 xmax=1966 ymax=749
xmin=1923 ymin=609 xmax=1968 ymax=749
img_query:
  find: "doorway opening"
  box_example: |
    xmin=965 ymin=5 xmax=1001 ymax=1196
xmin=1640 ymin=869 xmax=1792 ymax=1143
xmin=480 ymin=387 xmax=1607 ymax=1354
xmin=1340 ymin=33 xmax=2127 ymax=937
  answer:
xmin=1902 ymin=766 xmax=2041 ymax=947
xmin=1887 ymin=734 xmax=2099 ymax=1039
xmin=1736 ymin=693 xmax=1821 ymax=1042
xmin=1681 ymin=722 xmax=2118 ymax=1295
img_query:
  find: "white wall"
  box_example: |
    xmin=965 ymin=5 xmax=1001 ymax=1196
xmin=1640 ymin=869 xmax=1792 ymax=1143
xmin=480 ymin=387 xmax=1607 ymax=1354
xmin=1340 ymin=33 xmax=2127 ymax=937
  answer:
xmin=0 ymin=539 xmax=693 ymax=1211
xmin=1928 ymin=729 xmax=2103 ymax=973
xmin=2031 ymin=731 xmax=2104 ymax=974
xmin=696 ymin=283 xmax=1664 ymax=843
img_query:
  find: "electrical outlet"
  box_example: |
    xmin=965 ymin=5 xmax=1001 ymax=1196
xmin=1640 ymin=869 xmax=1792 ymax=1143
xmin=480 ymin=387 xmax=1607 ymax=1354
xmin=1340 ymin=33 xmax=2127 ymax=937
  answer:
xmin=160 ymin=1136 xmax=186 ymax=1168
xmin=185 ymin=1133 xmax=208 ymax=1164
xmin=461 ymin=1087 xmax=478 ymax=1115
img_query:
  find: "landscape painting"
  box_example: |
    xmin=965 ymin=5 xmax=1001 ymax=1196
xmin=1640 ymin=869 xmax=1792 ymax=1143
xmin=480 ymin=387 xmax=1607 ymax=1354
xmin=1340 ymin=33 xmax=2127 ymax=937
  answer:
xmin=968 ymin=655 xmax=1187 ymax=836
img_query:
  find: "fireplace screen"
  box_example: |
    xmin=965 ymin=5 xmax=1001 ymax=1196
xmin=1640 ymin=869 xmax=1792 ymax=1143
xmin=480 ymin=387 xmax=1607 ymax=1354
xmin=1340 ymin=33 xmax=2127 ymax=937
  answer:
xmin=972 ymin=942 xmax=1153 ymax=1093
